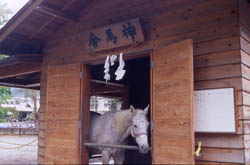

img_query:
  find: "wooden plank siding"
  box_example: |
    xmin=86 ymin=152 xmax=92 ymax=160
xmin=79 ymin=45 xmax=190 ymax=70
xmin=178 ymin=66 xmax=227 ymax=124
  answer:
xmin=152 ymin=39 xmax=194 ymax=164
xmin=37 ymin=66 xmax=47 ymax=164
xmin=239 ymin=0 xmax=250 ymax=163
xmin=37 ymin=0 xmax=247 ymax=164
xmin=44 ymin=64 xmax=81 ymax=164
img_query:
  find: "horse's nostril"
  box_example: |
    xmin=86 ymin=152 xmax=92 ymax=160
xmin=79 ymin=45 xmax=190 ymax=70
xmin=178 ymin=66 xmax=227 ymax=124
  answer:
xmin=139 ymin=145 xmax=149 ymax=154
xmin=141 ymin=145 xmax=147 ymax=150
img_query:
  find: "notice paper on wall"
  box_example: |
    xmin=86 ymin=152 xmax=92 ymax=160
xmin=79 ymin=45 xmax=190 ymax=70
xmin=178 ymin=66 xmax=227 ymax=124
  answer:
xmin=194 ymin=88 xmax=235 ymax=133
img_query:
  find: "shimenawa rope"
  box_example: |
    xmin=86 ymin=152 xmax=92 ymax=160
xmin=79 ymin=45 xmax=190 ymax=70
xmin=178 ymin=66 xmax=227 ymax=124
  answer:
xmin=0 ymin=138 xmax=37 ymax=149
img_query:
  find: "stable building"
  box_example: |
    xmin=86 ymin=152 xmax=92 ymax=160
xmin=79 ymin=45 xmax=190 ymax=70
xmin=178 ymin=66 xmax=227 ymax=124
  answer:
xmin=0 ymin=0 xmax=249 ymax=164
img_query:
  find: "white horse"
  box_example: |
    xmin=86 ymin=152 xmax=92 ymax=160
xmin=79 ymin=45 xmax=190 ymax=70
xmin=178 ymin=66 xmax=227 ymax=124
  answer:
xmin=88 ymin=105 xmax=150 ymax=164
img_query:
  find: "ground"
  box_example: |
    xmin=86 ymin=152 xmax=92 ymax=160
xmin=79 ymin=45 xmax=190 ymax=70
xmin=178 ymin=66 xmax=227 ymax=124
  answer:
xmin=0 ymin=135 xmax=37 ymax=164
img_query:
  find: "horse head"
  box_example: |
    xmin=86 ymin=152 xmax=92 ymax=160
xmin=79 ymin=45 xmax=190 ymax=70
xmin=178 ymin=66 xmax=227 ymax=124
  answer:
xmin=130 ymin=105 xmax=150 ymax=154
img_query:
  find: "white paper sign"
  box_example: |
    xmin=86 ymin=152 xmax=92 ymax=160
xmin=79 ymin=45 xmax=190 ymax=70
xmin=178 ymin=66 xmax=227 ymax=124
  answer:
xmin=194 ymin=88 xmax=235 ymax=133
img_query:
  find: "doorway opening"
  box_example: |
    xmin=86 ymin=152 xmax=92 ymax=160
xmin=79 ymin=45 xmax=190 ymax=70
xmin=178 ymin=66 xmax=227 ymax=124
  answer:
xmin=87 ymin=54 xmax=152 ymax=164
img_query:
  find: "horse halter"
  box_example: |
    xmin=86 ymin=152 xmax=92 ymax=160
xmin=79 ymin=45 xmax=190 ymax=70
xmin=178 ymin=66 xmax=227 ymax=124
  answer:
xmin=130 ymin=122 xmax=148 ymax=137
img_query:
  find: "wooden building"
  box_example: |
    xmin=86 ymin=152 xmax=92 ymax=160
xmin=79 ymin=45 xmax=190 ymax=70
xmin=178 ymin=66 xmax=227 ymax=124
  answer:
xmin=0 ymin=0 xmax=249 ymax=164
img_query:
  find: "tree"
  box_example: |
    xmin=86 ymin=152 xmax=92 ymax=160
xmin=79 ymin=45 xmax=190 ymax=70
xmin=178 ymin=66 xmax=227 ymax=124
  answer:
xmin=0 ymin=2 xmax=12 ymax=26
xmin=0 ymin=2 xmax=11 ymax=60
xmin=0 ymin=86 xmax=12 ymax=105
xmin=0 ymin=2 xmax=12 ymax=119
xmin=24 ymin=89 xmax=39 ymax=125
xmin=0 ymin=54 xmax=8 ymax=60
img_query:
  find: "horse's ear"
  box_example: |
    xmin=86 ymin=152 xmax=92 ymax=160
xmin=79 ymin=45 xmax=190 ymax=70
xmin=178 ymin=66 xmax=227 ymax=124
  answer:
xmin=130 ymin=105 xmax=136 ymax=115
xmin=144 ymin=104 xmax=150 ymax=114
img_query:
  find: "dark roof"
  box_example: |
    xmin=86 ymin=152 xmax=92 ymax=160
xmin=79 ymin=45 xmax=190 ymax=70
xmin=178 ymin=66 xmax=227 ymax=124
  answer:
xmin=0 ymin=0 xmax=89 ymax=55
xmin=0 ymin=0 xmax=90 ymax=89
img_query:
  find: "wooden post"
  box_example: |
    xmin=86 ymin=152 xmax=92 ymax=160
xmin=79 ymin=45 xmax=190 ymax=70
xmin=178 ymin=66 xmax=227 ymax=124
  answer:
xmin=80 ymin=65 xmax=90 ymax=164
xmin=19 ymin=128 xmax=22 ymax=136
xmin=44 ymin=64 xmax=82 ymax=164
xmin=122 ymin=86 xmax=129 ymax=109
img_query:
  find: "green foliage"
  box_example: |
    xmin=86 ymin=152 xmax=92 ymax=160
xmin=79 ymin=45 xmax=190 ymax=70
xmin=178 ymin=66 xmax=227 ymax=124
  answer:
xmin=0 ymin=107 xmax=7 ymax=118
xmin=0 ymin=118 xmax=6 ymax=122
xmin=0 ymin=86 xmax=12 ymax=104
xmin=0 ymin=54 xmax=9 ymax=60
xmin=7 ymin=108 xmax=18 ymax=118
xmin=0 ymin=107 xmax=18 ymax=119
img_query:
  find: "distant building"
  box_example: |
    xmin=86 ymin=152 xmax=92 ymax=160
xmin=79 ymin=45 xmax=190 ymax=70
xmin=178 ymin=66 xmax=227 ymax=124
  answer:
xmin=90 ymin=96 xmax=122 ymax=114
xmin=1 ymin=88 xmax=40 ymax=121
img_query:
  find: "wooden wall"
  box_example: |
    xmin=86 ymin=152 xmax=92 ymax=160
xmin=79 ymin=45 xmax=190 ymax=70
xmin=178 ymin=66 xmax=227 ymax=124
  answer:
xmin=239 ymin=0 xmax=250 ymax=163
xmin=37 ymin=65 xmax=47 ymax=164
xmin=38 ymin=0 xmax=247 ymax=164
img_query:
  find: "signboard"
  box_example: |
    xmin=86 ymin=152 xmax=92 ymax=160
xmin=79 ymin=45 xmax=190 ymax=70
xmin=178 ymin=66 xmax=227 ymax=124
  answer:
xmin=88 ymin=18 xmax=144 ymax=52
xmin=194 ymin=88 xmax=235 ymax=133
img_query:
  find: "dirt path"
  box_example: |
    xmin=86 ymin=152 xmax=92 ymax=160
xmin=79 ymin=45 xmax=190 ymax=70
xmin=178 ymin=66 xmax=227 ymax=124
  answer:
xmin=0 ymin=135 xmax=37 ymax=164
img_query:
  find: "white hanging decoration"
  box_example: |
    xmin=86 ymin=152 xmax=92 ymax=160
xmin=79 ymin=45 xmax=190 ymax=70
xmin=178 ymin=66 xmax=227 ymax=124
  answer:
xmin=104 ymin=55 xmax=111 ymax=82
xmin=114 ymin=53 xmax=126 ymax=81
xmin=110 ymin=55 xmax=117 ymax=66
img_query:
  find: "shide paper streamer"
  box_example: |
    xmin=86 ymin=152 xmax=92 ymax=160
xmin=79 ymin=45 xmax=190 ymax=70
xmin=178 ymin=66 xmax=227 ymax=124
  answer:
xmin=103 ymin=53 xmax=126 ymax=83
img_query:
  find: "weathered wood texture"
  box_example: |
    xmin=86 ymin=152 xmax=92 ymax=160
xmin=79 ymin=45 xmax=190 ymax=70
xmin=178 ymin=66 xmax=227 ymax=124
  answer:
xmin=37 ymin=66 xmax=47 ymax=165
xmin=44 ymin=64 xmax=81 ymax=164
xmin=239 ymin=0 xmax=250 ymax=163
xmin=38 ymin=0 xmax=246 ymax=164
xmin=152 ymin=39 xmax=194 ymax=164
xmin=88 ymin=18 xmax=144 ymax=52
xmin=0 ymin=0 xmax=44 ymax=44
xmin=80 ymin=65 xmax=90 ymax=164
xmin=0 ymin=63 xmax=41 ymax=79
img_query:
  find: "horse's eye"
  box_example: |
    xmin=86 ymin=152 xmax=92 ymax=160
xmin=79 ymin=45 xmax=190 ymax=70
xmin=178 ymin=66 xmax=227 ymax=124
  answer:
xmin=134 ymin=125 xmax=137 ymax=128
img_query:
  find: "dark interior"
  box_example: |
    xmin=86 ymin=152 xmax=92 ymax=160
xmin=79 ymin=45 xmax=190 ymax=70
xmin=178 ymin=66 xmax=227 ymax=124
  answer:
xmin=90 ymin=56 xmax=152 ymax=164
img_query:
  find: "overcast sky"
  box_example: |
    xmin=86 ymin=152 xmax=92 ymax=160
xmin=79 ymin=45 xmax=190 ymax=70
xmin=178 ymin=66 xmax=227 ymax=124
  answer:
xmin=0 ymin=0 xmax=29 ymax=28
xmin=2 ymin=0 xmax=29 ymax=15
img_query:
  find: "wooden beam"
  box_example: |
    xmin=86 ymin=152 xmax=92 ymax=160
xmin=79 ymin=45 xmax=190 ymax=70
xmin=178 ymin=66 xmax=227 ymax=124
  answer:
xmin=0 ymin=0 xmax=44 ymax=44
xmin=0 ymin=63 xmax=41 ymax=79
xmin=0 ymin=77 xmax=39 ymax=86
xmin=28 ymin=17 xmax=55 ymax=40
xmin=0 ymin=78 xmax=28 ymax=85
xmin=9 ymin=32 xmax=44 ymax=43
xmin=25 ymin=83 xmax=40 ymax=88
xmin=29 ymin=0 xmax=76 ymax=40
xmin=11 ymin=40 xmax=26 ymax=51
xmin=91 ymin=79 xmax=125 ymax=87
xmin=7 ymin=32 xmax=44 ymax=51
xmin=79 ymin=0 xmax=96 ymax=17
xmin=0 ymin=82 xmax=40 ymax=90
xmin=92 ymin=93 xmax=123 ymax=98
xmin=0 ymin=54 xmax=42 ymax=68
xmin=91 ymin=85 xmax=124 ymax=95
xmin=7 ymin=39 xmax=43 ymax=53
xmin=36 ymin=5 xmax=77 ymax=22
xmin=0 ymin=72 xmax=40 ymax=89
xmin=17 ymin=55 xmax=43 ymax=63
xmin=14 ymin=53 xmax=43 ymax=57
xmin=62 ymin=0 xmax=76 ymax=11
xmin=0 ymin=57 xmax=19 ymax=68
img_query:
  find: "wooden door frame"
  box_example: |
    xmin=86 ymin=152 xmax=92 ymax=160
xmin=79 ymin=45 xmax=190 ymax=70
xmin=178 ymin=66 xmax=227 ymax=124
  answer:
xmin=79 ymin=64 xmax=91 ymax=164
xmin=79 ymin=50 xmax=153 ymax=163
xmin=75 ymin=40 xmax=194 ymax=164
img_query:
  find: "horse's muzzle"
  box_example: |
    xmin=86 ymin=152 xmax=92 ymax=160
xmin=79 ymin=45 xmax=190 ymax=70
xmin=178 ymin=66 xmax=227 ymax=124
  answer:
xmin=139 ymin=145 xmax=149 ymax=154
